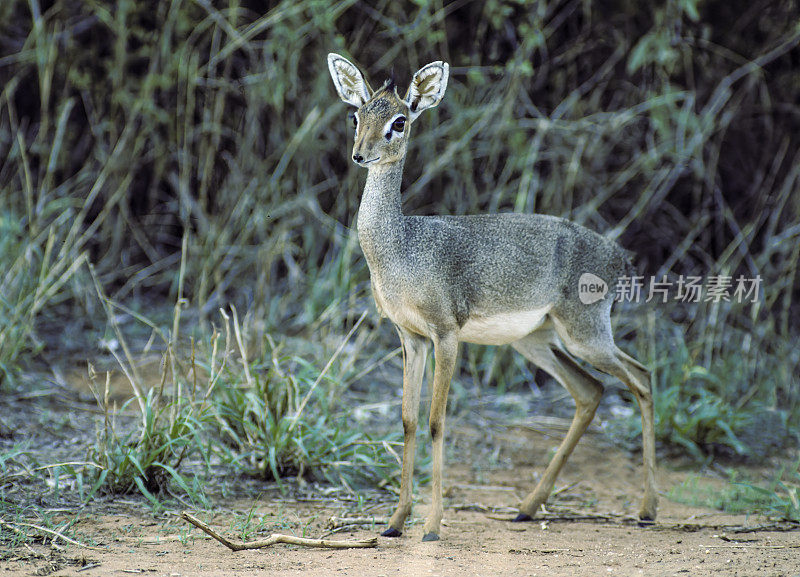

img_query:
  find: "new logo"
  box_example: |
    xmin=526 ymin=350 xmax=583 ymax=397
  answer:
xmin=578 ymin=273 xmax=608 ymax=304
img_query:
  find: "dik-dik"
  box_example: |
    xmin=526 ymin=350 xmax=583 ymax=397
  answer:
xmin=327 ymin=53 xmax=656 ymax=541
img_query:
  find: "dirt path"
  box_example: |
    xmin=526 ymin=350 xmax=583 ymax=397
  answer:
xmin=8 ymin=514 xmax=797 ymax=577
xmin=4 ymin=433 xmax=798 ymax=577
xmin=4 ymin=493 xmax=798 ymax=576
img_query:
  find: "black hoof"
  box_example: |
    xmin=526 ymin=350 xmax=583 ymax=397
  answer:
xmin=381 ymin=527 xmax=403 ymax=537
xmin=421 ymin=532 xmax=440 ymax=542
xmin=637 ymin=518 xmax=656 ymax=527
xmin=511 ymin=513 xmax=533 ymax=523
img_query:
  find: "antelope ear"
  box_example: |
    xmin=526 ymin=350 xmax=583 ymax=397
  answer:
xmin=327 ymin=53 xmax=373 ymax=108
xmin=404 ymin=61 xmax=449 ymax=121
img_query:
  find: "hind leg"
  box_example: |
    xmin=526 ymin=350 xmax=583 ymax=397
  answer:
xmin=611 ymin=347 xmax=657 ymax=520
xmin=552 ymin=317 xmax=658 ymax=521
xmin=511 ymin=331 xmax=605 ymax=520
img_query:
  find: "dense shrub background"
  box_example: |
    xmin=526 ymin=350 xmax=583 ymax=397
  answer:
xmin=1 ymin=0 xmax=798 ymax=456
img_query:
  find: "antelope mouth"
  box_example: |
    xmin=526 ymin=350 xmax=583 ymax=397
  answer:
xmin=355 ymin=156 xmax=380 ymax=166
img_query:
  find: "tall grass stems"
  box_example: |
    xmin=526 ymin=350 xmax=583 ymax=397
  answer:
xmin=0 ymin=0 xmax=798 ymax=503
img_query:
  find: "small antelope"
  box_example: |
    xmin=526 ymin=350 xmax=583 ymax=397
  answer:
xmin=327 ymin=53 xmax=657 ymax=541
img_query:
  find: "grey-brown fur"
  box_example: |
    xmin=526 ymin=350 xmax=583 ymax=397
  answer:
xmin=363 ymin=205 xmax=630 ymax=330
xmin=327 ymin=53 xmax=657 ymax=542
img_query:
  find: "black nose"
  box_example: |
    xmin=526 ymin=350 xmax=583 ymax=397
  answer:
xmin=353 ymin=153 xmax=364 ymax=163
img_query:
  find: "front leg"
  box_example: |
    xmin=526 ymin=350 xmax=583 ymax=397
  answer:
xmin=382 ymin=326 xmax=428 ymax=537
xmin=422 ymin=331 xmax=458 ymax=541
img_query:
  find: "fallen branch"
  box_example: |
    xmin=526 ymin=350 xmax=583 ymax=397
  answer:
xmin=486 ymin=508 xmax=636 ymax=524
xmin=450 ymin=483 xmax=520 ymax=493
xmin=454 ymin=503 xmax=517 ymax=514
xmin=481 ymin=508 xmax=800 ymax=534
xmin=664 ymin=521 xmax=800 ymax=534
xmin=326 ymin=516 xmax=389 ymax=530
xmin=180 ymin=512 xmax=378 ymax=551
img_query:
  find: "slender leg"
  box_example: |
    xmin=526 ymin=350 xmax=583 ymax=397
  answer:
xmin=553 ymin=317 xmax=658 ymax=523
xmin=421 ymin=331 xmax=459 ymax=541
xmin=511 ymin=335 xmax=604 ymax=520
xmin=613 ymin=348 xmax=658 ymax=521
xmin=382 ymin=327 xmax=429 ymax=537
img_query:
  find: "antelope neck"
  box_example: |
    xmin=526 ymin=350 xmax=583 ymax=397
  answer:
xmin=357 ymin=160 xmax=406 ymax=265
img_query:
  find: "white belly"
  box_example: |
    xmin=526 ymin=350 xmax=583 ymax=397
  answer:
xmin=459 ymin=307 xmax=551 ymax=345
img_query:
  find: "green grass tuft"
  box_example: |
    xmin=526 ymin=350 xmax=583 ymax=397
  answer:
xmin=670 ymin=462 xmax=800 ymax=522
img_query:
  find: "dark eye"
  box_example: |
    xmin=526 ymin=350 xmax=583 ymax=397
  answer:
xmin=348 ymin=111 xmax=357 ymax=129
xmin=391 ymin=117 xmax=406 ymax=133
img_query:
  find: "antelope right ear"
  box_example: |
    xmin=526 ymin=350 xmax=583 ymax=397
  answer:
xmin=328 ymin=53 xmax=373 ymax=108
xmin=404 ymin=61 xmax=449 ymax=121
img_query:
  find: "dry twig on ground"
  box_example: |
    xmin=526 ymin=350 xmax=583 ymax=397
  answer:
xmin=180 ymin=512 xmax=378 ymax=551
xmin=326 ymin=515 xmax=390 ymax=530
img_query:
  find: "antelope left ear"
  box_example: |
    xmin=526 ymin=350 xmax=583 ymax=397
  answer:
xmin=404 ymin=61 xmax=449 ymax=121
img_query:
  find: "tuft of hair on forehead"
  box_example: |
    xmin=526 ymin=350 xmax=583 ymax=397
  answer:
xmin=378 ymin=76 xmax=396 ymax=94
xmin=362 ymin=75 xmax=405 ymax=114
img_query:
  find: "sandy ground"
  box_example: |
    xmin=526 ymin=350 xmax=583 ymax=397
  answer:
xmin=4 ymin=429 xmax=799 ymax=577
